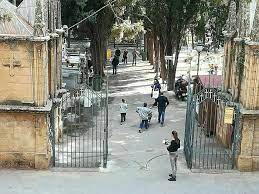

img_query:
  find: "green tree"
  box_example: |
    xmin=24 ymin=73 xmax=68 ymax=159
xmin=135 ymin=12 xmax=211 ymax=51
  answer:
xmin=143 ymin=0 xmax=231 ymax=90
xmin=155 ymin=0 xmax=203 ymax=90
xmin=193 ymin=0 xmax=229 ymax=50
xmin=61 ymin=0 xmax=86 ymax=47
xmin=143 ymin=0 xmax=167 ymax=80
xmin=61 ymin=0 xmax=136 ymax=76
xmin=140 ymin=0 xmax=204 ymax=89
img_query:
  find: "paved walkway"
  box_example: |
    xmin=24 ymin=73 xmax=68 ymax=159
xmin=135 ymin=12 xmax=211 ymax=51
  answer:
xmin=0 ymin=61 xmax=259 ymax=194
xmin=107 ymin=60 xmax=187 ymax=172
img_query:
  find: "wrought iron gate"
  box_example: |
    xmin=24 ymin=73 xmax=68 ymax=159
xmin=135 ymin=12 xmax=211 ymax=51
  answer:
xmin=52 ymin=82 xmax=108 ymax=168
xmin=184 ymin=87 xmax=240 ymax=170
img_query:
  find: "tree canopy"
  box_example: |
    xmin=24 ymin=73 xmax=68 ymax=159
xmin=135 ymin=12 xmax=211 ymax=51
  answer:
xmin=61 ymin=0 xmax=231 ymax=85
xmin=61 ymin=0 xmax=139 ymax=75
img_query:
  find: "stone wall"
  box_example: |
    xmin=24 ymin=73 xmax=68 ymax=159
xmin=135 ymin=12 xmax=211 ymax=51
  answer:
xmin=238 ymin=115 xmax=259 ymax=171
xmin=237 ymin=43 xmax=259 ymax=171
xmin=240 ymin=44 xmax=259 ymax=109
xmin=221 ymin=0 xmax=259 ymax=172
xmin=223 ymin=39 xmax=245 ymax=102
xmin=0 ymin=41 xmax=34 ymax=104
xmin=0 ymin=0 xmax=63 ymax=169
xmin=223 ymin=39 xmax=259 ymax=171
xmin=0 ymin=40 xmax=49 ymax=106
xmin=252 ymin=118 xmax=259 ymax=169
xmin=0 ymin=112 xmax=51 ymax=169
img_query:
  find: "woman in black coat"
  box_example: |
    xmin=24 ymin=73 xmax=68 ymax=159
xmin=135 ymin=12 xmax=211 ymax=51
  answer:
xmin=166 ymin=130 xmax=180 ymax=181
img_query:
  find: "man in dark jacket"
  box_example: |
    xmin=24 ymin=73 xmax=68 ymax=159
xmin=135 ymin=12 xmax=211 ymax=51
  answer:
xmin=112 ymin=55 xmax=119 ymax=75
xmin=153 ymin=92 xmax=169 ymax=126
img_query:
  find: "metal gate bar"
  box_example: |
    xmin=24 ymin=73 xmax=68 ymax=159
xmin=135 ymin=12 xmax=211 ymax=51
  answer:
xmin=53 ymin=80 xmax=108 ymax=168
xmin=184 ymin=86 xmax=240 ymax=170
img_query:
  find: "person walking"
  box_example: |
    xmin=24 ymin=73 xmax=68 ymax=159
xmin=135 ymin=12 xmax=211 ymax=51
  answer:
xmin=136 ymin=103 xmax=152 ymax=133
xmin=120 ymin=99 xmax=128 ymax=124
xmin=115 ymin=48 xmax=121 ymax=57
xmin=132 ymin=48 xmax=138 ymax=66
xmin=112 ymin=55 xmax=119 ymax=75
xmin=166 ymin=130 xmax=180 ymax=181
xmin=153 ymin=92 xmax=169 ymax=127
xmin=123 ymin=49 xmax=128 ymax=65
xmin=151 ymin=78 xmax=161 ymax=98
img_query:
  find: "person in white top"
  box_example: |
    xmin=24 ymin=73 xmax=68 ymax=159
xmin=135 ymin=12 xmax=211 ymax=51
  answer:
xmin=120 ymin=99 xmax=128 ymax=124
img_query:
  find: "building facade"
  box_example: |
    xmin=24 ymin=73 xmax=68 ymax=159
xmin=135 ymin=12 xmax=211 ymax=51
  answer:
xmin=0 ymin=0 xmax=63 ymax=169
xmin=223 ymin=0 xmax=259 ymax=171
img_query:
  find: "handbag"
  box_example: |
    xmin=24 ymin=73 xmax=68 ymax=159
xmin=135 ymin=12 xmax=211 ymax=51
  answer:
xmin=152 ymin=90 xmax=159 ymax=99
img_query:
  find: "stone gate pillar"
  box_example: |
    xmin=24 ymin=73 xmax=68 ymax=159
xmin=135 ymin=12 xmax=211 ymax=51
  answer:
xmin=222 ymin=0 xmax=259 ymax=171
xmin=237 ymin=43 xmax=259 ymax=171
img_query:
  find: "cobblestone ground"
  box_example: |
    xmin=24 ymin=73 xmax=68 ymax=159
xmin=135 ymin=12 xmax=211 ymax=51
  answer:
xmin=0 ymin=60 xmax=259 ymax=194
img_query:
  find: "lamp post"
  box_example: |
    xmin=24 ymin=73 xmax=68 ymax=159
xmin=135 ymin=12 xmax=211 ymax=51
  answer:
xmin=196 ymin=43 xmax=204 ymax=76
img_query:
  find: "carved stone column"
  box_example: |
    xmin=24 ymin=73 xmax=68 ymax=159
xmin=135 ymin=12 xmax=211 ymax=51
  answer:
xmin=250 ymin=1 xmax=259 ymax=42
xmin=34 ymin=0 xmax=45 ymax=37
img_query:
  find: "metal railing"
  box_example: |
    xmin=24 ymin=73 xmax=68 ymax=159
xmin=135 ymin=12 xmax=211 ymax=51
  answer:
xmin=52 ymin=77 xmax=109 ymax=168
xmin=184 ymin=85 xmax=241 ymax=170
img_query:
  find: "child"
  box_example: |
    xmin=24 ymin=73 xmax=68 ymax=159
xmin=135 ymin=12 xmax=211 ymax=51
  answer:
xmin=136 ymin=103 xmax=152 ymax=133
xmin=120 ymin=99 xmax=128 ymax=124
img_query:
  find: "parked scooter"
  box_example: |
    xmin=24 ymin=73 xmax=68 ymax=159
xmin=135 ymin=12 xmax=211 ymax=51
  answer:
xmin=174 ymin=76 xmax=188 ymax=101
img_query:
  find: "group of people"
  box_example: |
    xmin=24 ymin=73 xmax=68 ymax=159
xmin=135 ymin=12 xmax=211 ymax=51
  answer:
xmin=136 ymin=91 xmax=169 ymax=133
xmin=118 ymin=79 xmax=180 ymax=181
xmin=119 ymin=79 xmax=168 ymax=131
xmin=112 ymin=48 xmax=139 ymax=75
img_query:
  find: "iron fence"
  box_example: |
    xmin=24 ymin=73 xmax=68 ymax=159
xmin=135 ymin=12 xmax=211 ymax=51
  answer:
xmin=51 ymin=79 xmax=108 ymax=168
xmin=184 ymin=85 xmax=241 ymax=170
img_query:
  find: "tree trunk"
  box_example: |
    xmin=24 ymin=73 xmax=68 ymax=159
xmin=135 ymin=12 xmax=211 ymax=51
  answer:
xmin=154 ymin=33 xmax=160 ymax=74
xmin=160 ymin=40 xmax=167 ymax=82
xmin=91 ymin=38 xmax=98 ymax=75
xmin=99 ymin=37 xmax=104 ymax=76
xmin=167 ymin=60 xmax=174 ymax=91
xmin=191 ymin=28 xmax=194 ymax=49
xmin=147 ymin=31 xmax=154 ymax=66
xmin=165 ymin=26 xmax=174 ymax=90
xmin=74 ymin=8 xmax=114 ymax=78
xmin=103 ymin=40 xmax=108 ymax=69
xmin=67 ymin=30 xmax=71 ymax=48
xmin=203 ymin=32 xmax=206 ymax=45
xmin=67 ymin=17 xmax=72 ymax=48
xmin=101 ymin=39 xmax=108 ymax=76
xmin=144 ymin=33 xmax=147 ymax=53
xmin=168 ymin=39 xmax=181 ymax=91
xmin=90 ymin=25 xmax=108 ymax=77
xmin=172 ymin=43 xmax=181 ymax=89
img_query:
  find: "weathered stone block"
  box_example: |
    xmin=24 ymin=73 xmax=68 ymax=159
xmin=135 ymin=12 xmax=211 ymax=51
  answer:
xmin=237 ymin=155 xmax=253 ymax=171
xmin=0 ymin=112 xmax=50 ymax=169
xmin=0 ymin=153 xmax=35 ymax=168
xmin=35 ymin=154 xmax=50 ymax=169
xmin=0 ymin=42 xmax=33 ymax=104
xmin=252 ymin=157 xmax=259 ymax=170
